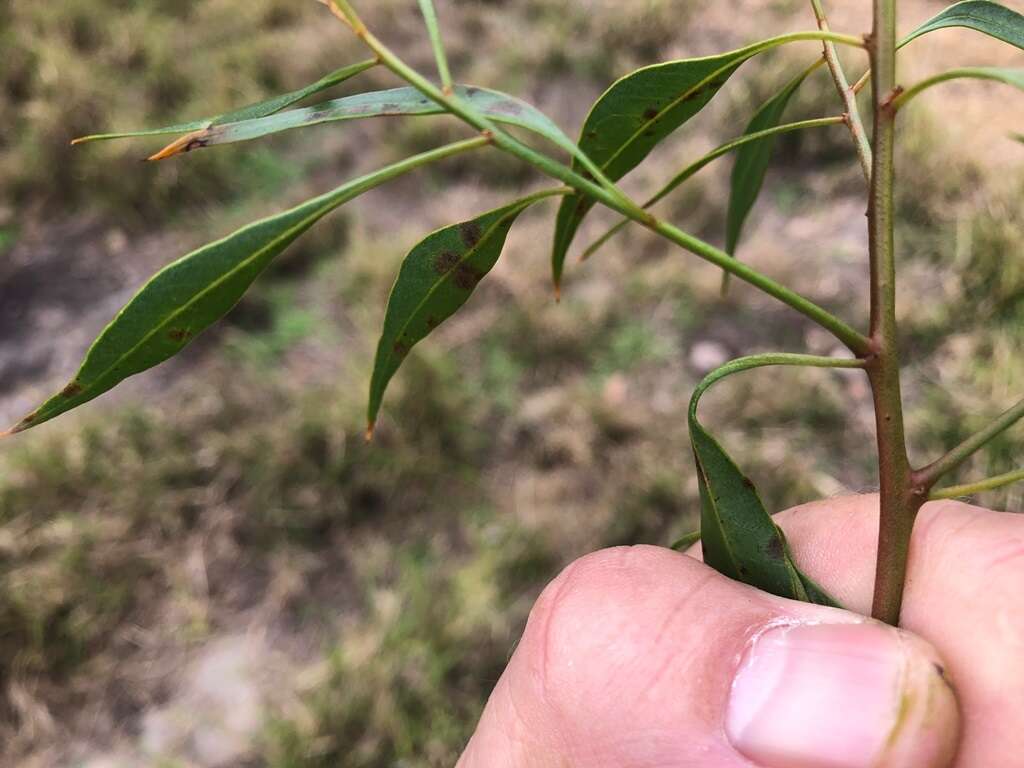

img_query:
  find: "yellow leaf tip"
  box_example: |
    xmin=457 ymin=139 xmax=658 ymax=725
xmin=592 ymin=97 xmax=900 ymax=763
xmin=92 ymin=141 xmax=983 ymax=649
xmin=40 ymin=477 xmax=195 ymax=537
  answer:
xmin=365 ymin=421 xmax=376 ymax=442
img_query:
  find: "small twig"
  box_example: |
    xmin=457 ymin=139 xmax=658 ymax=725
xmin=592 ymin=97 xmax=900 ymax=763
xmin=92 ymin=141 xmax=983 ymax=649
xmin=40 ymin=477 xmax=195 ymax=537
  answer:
xmin=915 ymin=397 xmax=1024 ymax=490
xmin=809 ymin=0 xmax=873 ymax=182
xmin=931 ymin=467 xmax=1024 ymax=500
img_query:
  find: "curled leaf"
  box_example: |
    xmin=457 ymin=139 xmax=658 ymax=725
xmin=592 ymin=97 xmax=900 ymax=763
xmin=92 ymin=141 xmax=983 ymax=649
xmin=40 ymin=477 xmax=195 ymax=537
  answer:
xmin=688 ymin=354 xmax=862 ymax=606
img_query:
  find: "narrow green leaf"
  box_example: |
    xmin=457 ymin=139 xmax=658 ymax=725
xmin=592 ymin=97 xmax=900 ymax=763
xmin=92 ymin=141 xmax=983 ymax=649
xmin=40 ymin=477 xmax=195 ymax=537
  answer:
xmin=367 ymin=189 xmax=564 ymax=434
xmin=2 ymin=138 xmax=487 ymax=437
xmin=724 ymin=65 xmax=818 ymax=291
xmin=688 ymin=354 xmax=862 ymax=605
xmin=71 ymin=59 xmax=378 ymax=145
xmin=142 ymin=86 xmax=583 ymax=164
xmin=901 ymin=1 xmax=1024 ymax=51
xmin=550 ymin=31 xmax=865 ymax=290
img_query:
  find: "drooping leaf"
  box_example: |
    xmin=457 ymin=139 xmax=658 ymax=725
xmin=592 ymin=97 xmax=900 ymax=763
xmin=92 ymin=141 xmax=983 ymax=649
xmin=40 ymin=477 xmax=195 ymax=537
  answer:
xmin=724 ymin=66 xmax=817 ymax=289
xmin=367 ymin=190 xmax=562 ymax=434
xmin=111 ymin=86 xmax=585 ymax=165
xmin=901 ymin=0 xmax=1024 ymax=51
xmin=71 ymin=59 xmax=378 ymax=145
xmin=2 ymin=139 xmax=485 ymax=437
xmin=688 ymin=354 xmax=860 ymax=606
xmin=550 ymin=32 xmax=860 ymax=289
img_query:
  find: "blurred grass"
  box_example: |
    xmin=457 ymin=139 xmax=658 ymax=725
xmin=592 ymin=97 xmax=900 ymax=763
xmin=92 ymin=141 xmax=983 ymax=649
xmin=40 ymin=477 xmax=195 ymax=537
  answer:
xmin=1 ymin=0 xmax=1023 ymax=765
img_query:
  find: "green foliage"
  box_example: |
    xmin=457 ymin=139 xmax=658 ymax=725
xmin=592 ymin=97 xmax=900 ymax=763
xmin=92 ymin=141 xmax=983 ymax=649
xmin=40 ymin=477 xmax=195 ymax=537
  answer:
xmin=368 ymin=193 xmax=559 ymax=431
xmin=5 ymin=0 xmax=1024 ymax=654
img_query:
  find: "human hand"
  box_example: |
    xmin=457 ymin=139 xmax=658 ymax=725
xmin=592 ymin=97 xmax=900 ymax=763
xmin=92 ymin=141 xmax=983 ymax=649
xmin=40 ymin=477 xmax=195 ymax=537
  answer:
xmin=457 ymin=495 xmax=1023 ymax=767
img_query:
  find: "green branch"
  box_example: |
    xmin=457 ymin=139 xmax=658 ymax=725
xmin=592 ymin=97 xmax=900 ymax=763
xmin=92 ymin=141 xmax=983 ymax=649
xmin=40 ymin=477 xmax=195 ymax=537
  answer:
xmin=931 ymin=467 xmax=1024 ymax=500
xmin=417 ymin=0 xmax=454 ymax=93
xmin=916 ymin=397 xmax=1024 ymax=489
xmin=891 ymin=67 xmax=1024 ymax=109
xmin=324 ymin=0 xmax=872 ymax=356
xmin=581 ymin=115 xmax=846 ymax=262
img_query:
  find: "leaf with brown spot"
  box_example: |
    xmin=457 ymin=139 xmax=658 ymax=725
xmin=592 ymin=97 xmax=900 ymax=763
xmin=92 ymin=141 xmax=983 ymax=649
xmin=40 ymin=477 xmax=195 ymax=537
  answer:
xmin=688 ymin=355 xmax=849 ymax=607
xmin=550 ymin=33 xmax=849 ymax=289
xmin=367 ymin=190 xmax=565 ymax=432
xmin=3 ymin=141 xmax=482 ymax=436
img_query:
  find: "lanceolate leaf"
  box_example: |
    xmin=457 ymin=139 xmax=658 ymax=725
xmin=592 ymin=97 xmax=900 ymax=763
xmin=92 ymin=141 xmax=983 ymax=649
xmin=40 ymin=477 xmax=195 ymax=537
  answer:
xmin=724 ymin=65 xmax=818 ymax=288
xmin=2 ymin=139 xmax=486 ymax=437
xmin=550 ymin=31 xmax=861 ymax=290
xmin=902 ymin=0 xmax=1024 ymax=51
xmin=100 ymin=86 xmax=584 ymax=166
xmin=688 ymin=354 xmax=860 ymax=606
xmin=71 ymin=59 xmax=378 ymax=145
xmin=367 ymin=190 xmax=563 ymax=434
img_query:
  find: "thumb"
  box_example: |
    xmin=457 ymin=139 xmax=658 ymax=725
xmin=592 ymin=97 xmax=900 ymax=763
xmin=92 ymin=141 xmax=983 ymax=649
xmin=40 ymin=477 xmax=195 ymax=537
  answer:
xmin=457 ymin=546 xmax=959 ymax=768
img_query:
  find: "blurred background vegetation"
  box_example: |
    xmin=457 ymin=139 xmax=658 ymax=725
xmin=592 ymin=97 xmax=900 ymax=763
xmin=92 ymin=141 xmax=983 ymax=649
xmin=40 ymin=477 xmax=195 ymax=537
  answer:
xmin=1 ymin=0 xmax=1021 ymax=765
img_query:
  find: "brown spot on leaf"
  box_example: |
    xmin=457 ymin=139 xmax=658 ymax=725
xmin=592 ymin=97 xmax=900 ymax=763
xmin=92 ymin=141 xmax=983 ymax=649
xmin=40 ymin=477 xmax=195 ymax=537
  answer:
xmin=491 ymin=99 xmax=523 ymax=116
xmin=380 ymin=103 xmax=400 ymax=112
xmin=459 ymin=221 xmax=483 ymax=248
xmin=392 ymin=340 xmax=409 ymax=359
xmin=766 ymin=536 xmax=785 ymax=560
xmin=168 ymin=328 xmax=192 ymax=343
xmin=426 ymin=315 xmax=439 ymax=329
xmin=434 ymin=250 xmax=459 ymax=275
xmin=742 ymin=476 xmax=756 ymax=490
xmin=60 ymin=381 xmax=84 ymax=398
xmin=643 ymin=106 xmax=659 ymax=120
xmin=454 ymin=263 xmax=483 ymax=291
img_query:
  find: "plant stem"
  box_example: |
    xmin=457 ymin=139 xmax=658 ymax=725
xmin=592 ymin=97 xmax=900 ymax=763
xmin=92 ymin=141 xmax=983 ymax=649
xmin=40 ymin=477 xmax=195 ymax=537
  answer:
xmin=931 ymin=467 xmax=1024 ymax=500
xmin=326 ymin=0 xmax=873 ymax=356
xmin=867 ymin=0 xmax=921 ymax=626
xmin=916 ymin=397 xmax=1024 ymax=488
xmin=809 ymin=0 xmax=873 ymax=181
xmin=891 ymin=67 xmax=1024 ymax=109
xmin=416 ymin=0 xmax=453 ymax=92
xmin=581 ymin=115 xmax=846 ymax=261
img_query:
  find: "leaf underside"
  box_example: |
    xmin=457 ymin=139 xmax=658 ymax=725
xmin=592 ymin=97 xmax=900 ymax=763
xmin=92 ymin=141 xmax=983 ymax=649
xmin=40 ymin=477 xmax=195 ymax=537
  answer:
xmin=367 ymin=195 xmax=553 ymax=431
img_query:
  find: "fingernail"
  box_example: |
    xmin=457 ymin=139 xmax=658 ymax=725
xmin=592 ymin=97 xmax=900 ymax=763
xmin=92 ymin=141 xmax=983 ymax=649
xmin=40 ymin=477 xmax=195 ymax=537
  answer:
xmin=726 ymin=621 xmax=959 ymax=768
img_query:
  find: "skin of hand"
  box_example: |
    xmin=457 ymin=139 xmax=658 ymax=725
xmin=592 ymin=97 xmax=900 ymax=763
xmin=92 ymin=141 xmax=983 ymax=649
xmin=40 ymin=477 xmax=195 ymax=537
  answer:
xmin=456 ymin=495 xmax=1024 ymax=768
